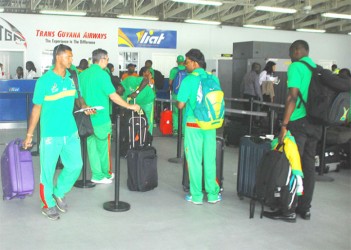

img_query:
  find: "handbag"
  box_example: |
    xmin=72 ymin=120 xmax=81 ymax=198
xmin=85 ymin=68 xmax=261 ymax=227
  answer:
xmin=69 ymin=69 xmax=94 ymax=137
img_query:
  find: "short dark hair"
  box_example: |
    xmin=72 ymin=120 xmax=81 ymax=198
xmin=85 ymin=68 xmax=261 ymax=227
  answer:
xmin=251 ymin=62 xmax=261 ymax=70
xmin=290 ymin=40 xmax=309 ymax=52
xmin=92 ymin=49 xmax=108 ymax=63
xmin=139 ymin=67 xmax=150 ymax=75
xmin=52 ymin=44 xmax=72 ymax=64
xmin=145 ymin=60 xmax=152 ymax=65
xmin=185 ymin=49 xmax=206 ymax=68
xmin=339 ymin=68 xmax=351 ymax=78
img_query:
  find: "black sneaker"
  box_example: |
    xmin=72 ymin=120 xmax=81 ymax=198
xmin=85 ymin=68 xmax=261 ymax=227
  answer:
xmin=42 ymin=207 xmax=60 ymax=221
xmin=53 ymin=195 xmax=68 ymax=213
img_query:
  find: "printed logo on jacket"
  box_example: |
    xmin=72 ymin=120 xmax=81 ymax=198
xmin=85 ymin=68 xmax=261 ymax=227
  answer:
xmin=118 ymin=28 xmax=176 ymax=49
xmin=0 ymin=17 xmax=27 ymax=48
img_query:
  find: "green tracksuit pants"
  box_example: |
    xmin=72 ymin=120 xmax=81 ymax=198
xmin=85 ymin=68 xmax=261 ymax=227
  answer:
xmin=39 ymin=132 xmax=82 ymax=208
xmin=140 ymin=102 xmax=154 ymax=135
xmin=172 ymin=93 xmax=179 ymax=133
xmin=87 ymin=122 xmax=112 ymax=181
xmin=184 ymin=124 xmax=219 ymax=202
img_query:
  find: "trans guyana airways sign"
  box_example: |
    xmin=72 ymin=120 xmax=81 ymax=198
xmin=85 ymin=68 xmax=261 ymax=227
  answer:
xmin=118 ymin=28 xmax=177 ymax=49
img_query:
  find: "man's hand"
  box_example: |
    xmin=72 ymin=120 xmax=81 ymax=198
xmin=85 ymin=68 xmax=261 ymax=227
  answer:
xmin=129 ymin=92 xmax=137 ymax=99
xmin=22 ymin=134 xmax=33 ymax=150
xmin=278 ymin=126 xmax=288 ymax=145
xmin=128 ymin=104 xmax=141 ymax=112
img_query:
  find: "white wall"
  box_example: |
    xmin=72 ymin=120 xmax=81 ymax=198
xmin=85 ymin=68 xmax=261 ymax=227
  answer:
xmin=1 ymin=13 xmax=350 ymax=78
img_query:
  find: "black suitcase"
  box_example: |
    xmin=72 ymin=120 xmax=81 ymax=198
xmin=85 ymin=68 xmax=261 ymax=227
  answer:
xmin=182 ymin=137 xmax=224 ymax=192
xmin=127 ymin=146 xmax=158 ymax=192
xmin=237 ymin=136 xmax=271 ymax=199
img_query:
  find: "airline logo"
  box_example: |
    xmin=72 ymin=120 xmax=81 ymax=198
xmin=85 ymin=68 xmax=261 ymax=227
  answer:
xmin=118 ymin=28 xmax=176 ymax=49
xmin=0 ymin=17 xmax=27 ymax=48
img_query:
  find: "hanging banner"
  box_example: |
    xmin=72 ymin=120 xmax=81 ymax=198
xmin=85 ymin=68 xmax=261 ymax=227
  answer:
xmin=118 ymin=28 xmax=177 ymax=49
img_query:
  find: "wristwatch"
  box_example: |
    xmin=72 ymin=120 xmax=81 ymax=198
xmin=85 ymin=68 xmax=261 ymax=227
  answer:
xmin=136 ymin=90 xmax=140 ymax=94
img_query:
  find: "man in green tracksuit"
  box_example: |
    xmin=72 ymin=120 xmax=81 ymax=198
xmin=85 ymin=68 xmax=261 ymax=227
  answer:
xmin=169 ymin=55 xmax=186 ymax=135
xmin=79 ymin=49 xmax=140 ymax=184
xmin=23 ymin=44 xmax=93 ymax=221
xmin=120 ymin=68 xmax=156 ymax=135
xmin=177 ymin=49 xmax=221 ymax=205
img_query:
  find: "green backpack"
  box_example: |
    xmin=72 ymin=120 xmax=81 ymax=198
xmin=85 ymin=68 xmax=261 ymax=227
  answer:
xmin=193 ymin=72 xmax=225 ymax=130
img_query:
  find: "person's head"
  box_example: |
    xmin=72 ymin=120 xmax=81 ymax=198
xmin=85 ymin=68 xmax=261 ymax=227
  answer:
xmin=176 ymin=55 xmax=185 ymax=66
xmin=251 ymin=62 xmax=261 ymax=74
xmin=127 ymin=63 xmax=136 ymax=74
xmin=263 ymin=61 xmax=276 ymax=74
xmin=185 ymin=49 xmax=206 ymax=73
xmin=339 ymin=68 xmax=351 ymax=78
xmin=16 ymin=66 xmax=24 ymax=79
xmin=289 ymin=40 xmax=309 ymax=62
xmin=0 ymin=63 xmax=3 ymax=69
xmin=332 ymin=64 xmax=338 ymax=71
xmin=92 ymin=49 xmax=109 ymax=69
xmin=115 ymin=83 xmax=125 ymax=96
xmin=107 ymin=63 xmax=114 ymax=74
xmin=52 ymin=44 xmax=73 ymax=69
xmin=145 ymin=60 xmax=152 ymax=69
xmin=25 ymin=61 xmax=36 ymax=72
xmin=78 ymin=59 xmax=89 ymax=70
xmin=140 ymin=67 xmax=152 ymax=79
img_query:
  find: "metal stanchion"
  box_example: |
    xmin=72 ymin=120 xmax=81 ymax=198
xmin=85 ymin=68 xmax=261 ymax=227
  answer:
xmin=74 ymin=137 xmax=96 ymax=188
xmin=316 ymin=125 xmax=334 ymax=182
xmin=168 ymin=108 xmax=183 ymax=164
xmin=104 ymin=114 xmax=130 ymax=212
xmin=249 ymin=98 xmax=254 ymax=135
xmin=269 ymin=109 xmax=275 ymax=134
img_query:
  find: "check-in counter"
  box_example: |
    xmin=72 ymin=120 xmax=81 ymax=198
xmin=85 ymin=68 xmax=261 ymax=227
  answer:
xmin=0 ymin=79 xmax=36 ymax=129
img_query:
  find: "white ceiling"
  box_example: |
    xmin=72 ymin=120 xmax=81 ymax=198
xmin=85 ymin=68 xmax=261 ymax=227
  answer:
xmin=0 ymin=0 xmax=350 ymax=34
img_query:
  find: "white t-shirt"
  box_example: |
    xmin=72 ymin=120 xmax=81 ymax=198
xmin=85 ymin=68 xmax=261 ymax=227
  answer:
xmin=25 ymin=70 xmax=37 ymax=79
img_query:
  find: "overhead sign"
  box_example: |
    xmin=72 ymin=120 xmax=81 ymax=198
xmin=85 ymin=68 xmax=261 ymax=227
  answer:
xmin=0 ymin=17 xmax=27 ymax=48
xmin=118 ymin=28 xmax=177 ymax=49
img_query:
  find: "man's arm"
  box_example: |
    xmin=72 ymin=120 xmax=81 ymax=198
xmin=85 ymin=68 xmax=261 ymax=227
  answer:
xmin=110 ymin=92 xmax=140 ymax=112
xmin=129 ymin=77 xmax=150 ymax=99
xmin=23 ymin=104 xmax=41 ymax=149
xmin=278 ymin=87 xmax=299 ymax=144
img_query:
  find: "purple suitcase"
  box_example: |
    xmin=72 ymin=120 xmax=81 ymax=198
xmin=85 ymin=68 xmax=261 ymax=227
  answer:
xmin=1 ymin=139 xmax=34 ymax=200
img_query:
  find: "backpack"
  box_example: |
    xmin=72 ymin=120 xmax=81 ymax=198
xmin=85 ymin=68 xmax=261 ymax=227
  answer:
xmin=172 ymin=68 xmax=187 ymax=94
xmin=297 ymin=61 xmax=351 ymax=125
xmin=193 ymin=72 xmax=225 ymax=130
xmin=154 ymin=70 xmax=165 ymax=90
xmin=252 ymin=146 xmax=295 ymax=218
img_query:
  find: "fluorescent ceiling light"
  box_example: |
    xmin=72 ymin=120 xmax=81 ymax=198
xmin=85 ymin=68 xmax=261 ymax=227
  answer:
xmin=172 ymin=0 xmax=222 ymax=6
xmin=348 ymin=32 xmax=351 ymax=35
xmin=321 ymin=13 xmax=351 ymax=20
xmin=185 ymin=19 xmax=221 ymax=25
xmin=40 ymin=10 xmax=86 ymax=16
xmin=0 ymin=8 xmax=4 ymax=13
xmin=255 ymin=6 xmax=297 ymax=14
xmin=243 ymin=24 xmax=276 ymax=30
xmin=117 ymin=14 xmax=159 ymax=21
xmin=296 ymin=28 xmax=326 ymax=33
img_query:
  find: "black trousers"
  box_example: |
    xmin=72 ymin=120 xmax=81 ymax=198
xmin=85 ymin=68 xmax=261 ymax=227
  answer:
xmin=288 ymin=117 xmax=322 ymax=212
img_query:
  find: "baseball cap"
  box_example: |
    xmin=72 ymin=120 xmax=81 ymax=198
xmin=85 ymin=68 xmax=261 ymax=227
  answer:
xmin=127 ymin=63 xmax=136 ymax=68
xmin=177 ymin=55 xmax=185 ymax=63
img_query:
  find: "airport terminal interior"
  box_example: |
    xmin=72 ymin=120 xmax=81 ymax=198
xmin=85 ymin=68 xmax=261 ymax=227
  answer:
xmin=0 ymin=126 xmax=350 ymax=250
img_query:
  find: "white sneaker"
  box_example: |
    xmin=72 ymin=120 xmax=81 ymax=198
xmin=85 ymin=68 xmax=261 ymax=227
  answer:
xmin=108 ymin=173 xmax=115 ymax=180
xmin=91 ymin=178 xmax=112 ymax=184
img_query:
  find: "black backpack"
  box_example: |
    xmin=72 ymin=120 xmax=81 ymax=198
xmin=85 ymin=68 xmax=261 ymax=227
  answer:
xmin=297 ymin=61 xmax=351 ymax=125
xmin=250 ymin=146 xmax=292 ymax=218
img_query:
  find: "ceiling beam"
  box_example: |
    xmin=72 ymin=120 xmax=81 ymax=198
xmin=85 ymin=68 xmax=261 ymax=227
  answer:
xmin=68 ymin=0 xmax=85 ymax=11
xmin=101 ymin=0 xmax=122 ymax=14
xmin=136 ymin=0 xmax=168 ymax=15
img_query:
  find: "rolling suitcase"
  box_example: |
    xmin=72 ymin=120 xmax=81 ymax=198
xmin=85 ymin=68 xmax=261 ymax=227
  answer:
xmin=159 ymin=91 xmax=173 ymax=135
xmin=182 ymin=137 xmax=224 ymax=192
xmin=237 ymin=136 xmax=271 ymax=200
xmin=1 ymin=139 xmax=35 ymax=200
xmin=127 ymin=146 xmax=158 ymax=191
xmin=127 ymin=110 xmax=158 ymax=192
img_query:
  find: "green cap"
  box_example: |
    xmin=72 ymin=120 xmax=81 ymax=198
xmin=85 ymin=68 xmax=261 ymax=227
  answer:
xmin=177 ymin=55 xmax=185 ymax=63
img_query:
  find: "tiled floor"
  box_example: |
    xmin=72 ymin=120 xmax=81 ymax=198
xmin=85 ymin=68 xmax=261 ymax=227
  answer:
xmin=0 ymin=128 xmax=350 ymax=250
